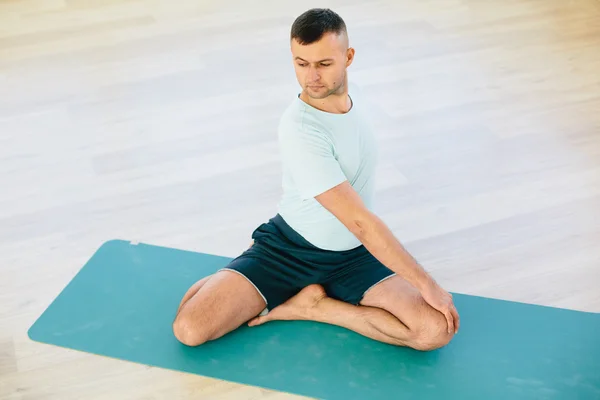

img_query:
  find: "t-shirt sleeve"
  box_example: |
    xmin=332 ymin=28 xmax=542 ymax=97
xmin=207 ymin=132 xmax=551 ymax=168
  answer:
xmin=279 ymin=127 xmax=347 ymax=199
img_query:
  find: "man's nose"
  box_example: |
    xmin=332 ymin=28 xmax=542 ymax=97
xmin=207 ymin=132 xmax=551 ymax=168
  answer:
xmin=308 ymin=66 xmax=320 ymax=81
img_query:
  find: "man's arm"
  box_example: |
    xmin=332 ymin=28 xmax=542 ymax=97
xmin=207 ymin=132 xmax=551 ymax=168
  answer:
xmin=277 ymin=125 xmax=458 ymax=333
xmin=315 ymin=180 xmax=460 ymax=334
xmin=314 ymin=180 xmax=430 ymax=291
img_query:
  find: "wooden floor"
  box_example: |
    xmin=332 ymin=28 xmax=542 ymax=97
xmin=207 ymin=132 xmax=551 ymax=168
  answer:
xmin=1 ymin=0 xmax=600 ymax=398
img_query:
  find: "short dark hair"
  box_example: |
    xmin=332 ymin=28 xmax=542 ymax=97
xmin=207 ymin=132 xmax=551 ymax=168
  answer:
xmin=290 ymin=8 xmax=347 ymax=45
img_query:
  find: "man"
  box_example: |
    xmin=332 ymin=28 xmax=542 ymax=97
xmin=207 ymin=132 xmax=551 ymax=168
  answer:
xmin=173 ymin=8 xmax=459 ymax=351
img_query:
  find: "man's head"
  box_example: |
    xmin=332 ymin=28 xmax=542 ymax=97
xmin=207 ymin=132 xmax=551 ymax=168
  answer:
xmin=290 ymin=8 xmax=355 ymax=100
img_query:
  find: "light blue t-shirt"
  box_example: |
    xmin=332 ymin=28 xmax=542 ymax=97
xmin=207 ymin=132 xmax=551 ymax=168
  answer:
xmin=276 ymin=84 xmax=379 ymax=251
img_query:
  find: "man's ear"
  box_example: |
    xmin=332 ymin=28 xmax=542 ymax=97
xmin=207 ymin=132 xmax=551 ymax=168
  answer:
xmin=346 ymin=47 xmax=355 ymax=67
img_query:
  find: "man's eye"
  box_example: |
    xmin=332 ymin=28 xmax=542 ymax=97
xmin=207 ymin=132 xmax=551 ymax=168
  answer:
xmin=321 ymin=63 xmax=331 ymax=67
xmin=298 ymin=63 xmax=308 ymax=67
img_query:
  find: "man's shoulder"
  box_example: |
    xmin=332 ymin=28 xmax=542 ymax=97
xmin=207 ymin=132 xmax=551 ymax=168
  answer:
xmin=278 ymin=98 xmax=328 ymax=141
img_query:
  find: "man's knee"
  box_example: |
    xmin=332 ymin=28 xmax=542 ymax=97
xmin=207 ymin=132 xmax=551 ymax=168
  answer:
xmin=411 ymin=316 xmax=454 ymax=351
xmin=172 ymin=312 xmax=215 ymax=347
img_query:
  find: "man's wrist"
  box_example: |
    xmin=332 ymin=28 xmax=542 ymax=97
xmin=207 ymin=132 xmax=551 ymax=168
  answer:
xmin=411 ymin=266 xmax=433 ymax=292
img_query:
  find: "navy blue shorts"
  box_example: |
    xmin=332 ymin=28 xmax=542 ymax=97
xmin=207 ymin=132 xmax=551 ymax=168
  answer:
xmin=220 ymin=214 xmax=396 ymax=311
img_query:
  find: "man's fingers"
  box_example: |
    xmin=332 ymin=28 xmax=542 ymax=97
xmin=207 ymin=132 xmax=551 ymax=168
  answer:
xmin=248 ymin=315 xmax=266 ymax=327
xmin=452 ymin=305 xmax=460 ymax=333
xmin=445 ymin=310 xmax=454 ymax=334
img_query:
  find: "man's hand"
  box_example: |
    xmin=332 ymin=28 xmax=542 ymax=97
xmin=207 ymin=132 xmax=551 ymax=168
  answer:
xmin=314 ymin=180 xmax=460 ymax=334
xmin=419 ymin=278 xmax=460 ymax=334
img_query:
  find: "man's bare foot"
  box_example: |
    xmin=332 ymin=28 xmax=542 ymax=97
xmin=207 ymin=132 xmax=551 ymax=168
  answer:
xmin=247 ymin=284 xmax=327 ymax=327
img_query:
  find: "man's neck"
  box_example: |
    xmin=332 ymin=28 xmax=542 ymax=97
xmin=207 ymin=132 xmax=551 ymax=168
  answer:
xmin=300 ymin=82 xmax=352 ymax=115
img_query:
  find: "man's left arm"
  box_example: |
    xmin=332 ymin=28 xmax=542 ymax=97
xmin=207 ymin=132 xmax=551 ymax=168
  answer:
xmin=279 ymin=127 xmax=459 ymax=333
xmin=314 ymin=181 xmax=460 ymax=334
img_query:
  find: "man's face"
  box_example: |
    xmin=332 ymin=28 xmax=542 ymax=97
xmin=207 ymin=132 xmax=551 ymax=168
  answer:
xmin=291 ymin=32 xmax=354 ymax=99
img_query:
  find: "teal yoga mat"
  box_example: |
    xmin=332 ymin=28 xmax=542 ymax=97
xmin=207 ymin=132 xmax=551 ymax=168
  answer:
xmin=28 ymin=239 xmax=600 ymax=399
